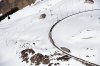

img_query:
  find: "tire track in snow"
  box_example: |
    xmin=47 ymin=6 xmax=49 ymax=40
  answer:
xmin=49 ymin=9 xmax=100 ymax=66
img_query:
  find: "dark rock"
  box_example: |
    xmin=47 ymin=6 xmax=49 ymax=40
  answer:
xmin=84 ymin=0 xmax=94 ymax=4
xmin=57 ymin=55 xmax=71 ymax=61
xmin=40 ymin=13 xmax=46 ymax=19
xmin=20 ymin=49 xmax=35 ymax=63
xmin=21 ymin=53 xmax=29 ymax=63
xmin=85 ymin=63 xmax=93 ymax=66
xmin=8 ymin=15 xmax=10 ymax=19
xmin=48 ymin=63 xmax=53 ymax=66
xmin=30 ymin=53 xmax=44 ymax=65
xmin=42 ymin=55 xmax=50 ymax=64
xmin=54 ymin=63 xmax=60 ymax=66
xmin=0 ymin=7 xmax=19 ymax=22
xmin=21 ymin=48 xmax=35 ymax=55
xmin=0 ymin=0 xmax=36 ymax=14
xmin=86 ymin=55 xmax=89 ymax=57
xmin=60 ymin=47 xmax=71 ymax=53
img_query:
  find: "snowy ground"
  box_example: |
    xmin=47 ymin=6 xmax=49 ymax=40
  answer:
xmin=0 ymin=0 xmax=100 ymax=66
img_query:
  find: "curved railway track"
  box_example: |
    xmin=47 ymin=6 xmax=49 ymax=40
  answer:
xmin=49 ymin=9 xmax=100 ymax=66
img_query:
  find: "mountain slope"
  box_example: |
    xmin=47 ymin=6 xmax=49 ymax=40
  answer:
xmin=0 ymin=0 xmax=100 ymax=66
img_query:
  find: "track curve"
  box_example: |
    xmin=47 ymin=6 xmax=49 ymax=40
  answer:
xmin=49 ymin=9 xmax=100 ymax=66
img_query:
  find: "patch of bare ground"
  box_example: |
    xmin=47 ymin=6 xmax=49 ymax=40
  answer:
xmin=20 ymin=48 xmax=71 ymax=66
xmin=84 ymin=0 xmax=94 ymax=4
xmin=0 ymin=0 xmax=36 ymax=21
xmin=21 ymin=49 xmax=35 ymax=63
xmin=57 ymin=55 xmax=71 ymax=61
xmin=0 ymin=0 xmax=36 ymax=14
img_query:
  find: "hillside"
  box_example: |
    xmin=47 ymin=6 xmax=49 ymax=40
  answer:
xmin=0 ymin=0 xmax=100 ymax=66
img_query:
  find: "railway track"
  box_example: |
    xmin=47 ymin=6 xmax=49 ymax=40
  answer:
xmin=49 ymin=9 xmax=100 ymax=66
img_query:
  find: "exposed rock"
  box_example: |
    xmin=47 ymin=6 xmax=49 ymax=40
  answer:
xmin=0 ymin=0 xmax=36 ymax=21
xmin=21 ymin=48 xmax=35 ymax=55
xmin=30 ymin=53 xmax=44 ymax=65
xmin=40 ymin=13 xmax=46 ymax=19
xmin=42 ymin=55 xmax=50 ymax=64
xmin=84 ymin=0 xmax=94 ymax=4
xmin=21 ymin=53 xmax=29 ymax=63
xmin=86 ymin=55 xmax=89 ymax=57
xmin=54 ymin=63 xmax=60 ymax=66
xmin=30 ymin=53 xmax=50 ymax=65
xmin=60 ymin=47 xmax=71 ymax=53
xmin=85 ymin=63 xmax=93 ymax=66
xmin=20 ymin=49 xmax=71 ymax=66
xmin=0 ymin=0 xmax=36 ymax=14
xmin=0 ymin=7 xmax=19 ymax=21
xmin=48 ymin=63 xmax=53 ymax=66
xmin=20 ymin=49 xmax=35 ymax=63
xmin=53 ymin=51 xmax=62 ymax=55
xmin=57 ymin=55 xmax=71 ymax=61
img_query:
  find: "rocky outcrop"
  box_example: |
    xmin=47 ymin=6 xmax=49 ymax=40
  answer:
xmin=84 ymin=0 xmax=94 ymax=4
xmin=0 ymin=0 xmax=36 ymax=14
xmin=0 ymin=7 xmax=19 ymax=21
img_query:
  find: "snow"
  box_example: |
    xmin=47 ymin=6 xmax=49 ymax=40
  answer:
xmin=0 ymin=0 xmax=100 ymax=66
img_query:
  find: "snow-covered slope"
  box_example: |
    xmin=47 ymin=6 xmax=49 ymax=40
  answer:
xmin=0 ymin=0 xmax=100 ymax=66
